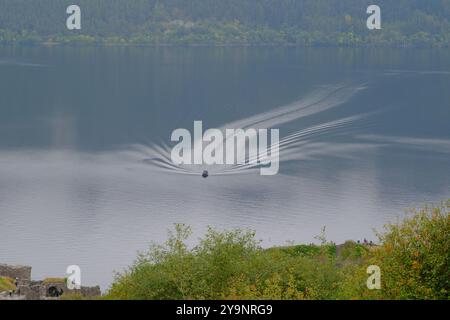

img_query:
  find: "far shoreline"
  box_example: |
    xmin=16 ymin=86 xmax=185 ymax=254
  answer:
xmin=1 ymin=40 xmax=450 ymax=49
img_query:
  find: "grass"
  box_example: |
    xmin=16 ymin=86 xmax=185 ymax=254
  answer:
xmin=0 ymin=277 xmax=16 ymax=292
xmin=42 ymin=278 xmax=66 ymax=284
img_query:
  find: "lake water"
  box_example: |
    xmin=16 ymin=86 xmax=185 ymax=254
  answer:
xmin=0 ymin=46 xmax=449 ymax=290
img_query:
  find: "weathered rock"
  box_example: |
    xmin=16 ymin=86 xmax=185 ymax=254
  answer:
xmin=81 ymin=285 xmax=101 ymax=297
xmin=18 ymin=282 xmax=41 ymax=300
xmin=0 ymin=291 xmax=26 ymax=300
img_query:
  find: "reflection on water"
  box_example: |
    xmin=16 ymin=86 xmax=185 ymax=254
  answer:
xmin=0 ymin=46 xmax=449 ymax=290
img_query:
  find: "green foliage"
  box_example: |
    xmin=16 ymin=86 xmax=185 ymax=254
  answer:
xmin=274 ymin=243 xmax=337 ymax=258
xmin=107 ymin=201 xmax=449 ymax=300
xmin=370 ymin=201 xmax=450 ymax=299
xmin=106 ymin=224 xmax=363 ymax=300
xmin=0 ymin=1 xmax=449 ymax=46
xmin=338 ymin=241 xmax=369 ymax=261
xmin=0 ymin=276 xmax=15 ymax=292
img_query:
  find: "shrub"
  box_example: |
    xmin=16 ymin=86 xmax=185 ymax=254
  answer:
xmin=107 ymin=224 xmax=346 ymax=300
xmin=106 ymin=201 xmax=449 ymax=300
xmin=370 ymin=201 xmax=450 ymax=299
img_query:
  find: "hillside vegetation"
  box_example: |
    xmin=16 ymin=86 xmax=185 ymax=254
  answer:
xmin=107 ymin=201 xmax=449 ymax=300
xmin=0 ymin=0 xmax=450 ymax=46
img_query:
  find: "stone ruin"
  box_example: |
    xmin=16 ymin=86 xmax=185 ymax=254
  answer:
xmin=0 ymin=263 xmax=101 ymax=300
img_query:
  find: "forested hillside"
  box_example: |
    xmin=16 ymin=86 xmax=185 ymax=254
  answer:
xmin=1 ymin=0 xmax=449 ymax=46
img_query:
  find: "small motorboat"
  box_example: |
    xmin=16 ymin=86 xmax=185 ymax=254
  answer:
xmin=202 ymin=170 xmax=209 ymax=178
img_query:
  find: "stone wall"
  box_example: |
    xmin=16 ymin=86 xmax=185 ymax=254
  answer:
xmin=81 ymin=285 xmax=101 ymax=297
xmin=17 ymin=281 xmax=41 ymax=300
xmin=0 ymin=264 xmax=101 ymax=300
xmin=35 ymin=281 xmax=101 ymax=299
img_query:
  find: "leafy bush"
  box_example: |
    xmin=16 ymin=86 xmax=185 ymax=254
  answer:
xmin=107 ymin=224 xmax=358 ymax=300
xmin=107 ymin=201 xmax=449 ymax=300
xmin=370 ymin=201 xmax=450 ymax=299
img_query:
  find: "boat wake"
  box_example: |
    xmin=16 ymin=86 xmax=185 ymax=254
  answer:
xmin=131 ymin=81 xmax=374 ymax=176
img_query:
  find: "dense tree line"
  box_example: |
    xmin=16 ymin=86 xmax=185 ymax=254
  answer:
xmin=0 ymin=0 xmax=449 ymax=46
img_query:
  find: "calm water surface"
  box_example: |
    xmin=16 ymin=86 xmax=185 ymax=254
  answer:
xmin=0 ymin=46 xmax=449 ymax=289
